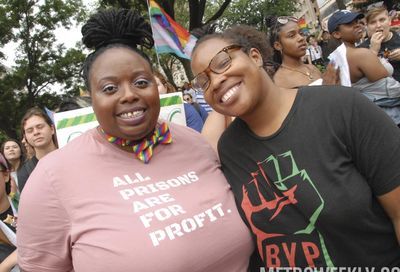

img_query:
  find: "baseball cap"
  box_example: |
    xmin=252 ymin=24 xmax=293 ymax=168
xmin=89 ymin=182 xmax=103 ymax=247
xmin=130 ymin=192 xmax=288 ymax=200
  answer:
xmin=328 ymin=10 xmax=364 ymax=33
xmin=0 ymin=153 xmax=8 ymax=171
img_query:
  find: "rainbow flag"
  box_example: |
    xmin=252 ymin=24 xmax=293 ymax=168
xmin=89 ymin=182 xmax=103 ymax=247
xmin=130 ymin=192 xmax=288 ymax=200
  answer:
xmin=298 ymin=16 xmax=308 ymax=30
xmin=149 ymin=0 xmax=197 ymax=59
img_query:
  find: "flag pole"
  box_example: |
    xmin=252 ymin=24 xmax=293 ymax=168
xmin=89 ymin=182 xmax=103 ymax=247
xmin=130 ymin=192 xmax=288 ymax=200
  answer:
xmin=146 ymin=0 xmax=163 ymax=70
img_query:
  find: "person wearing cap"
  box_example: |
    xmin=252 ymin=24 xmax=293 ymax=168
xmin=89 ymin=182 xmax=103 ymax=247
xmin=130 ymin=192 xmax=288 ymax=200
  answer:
xmin=329 ymin=9 xmax=400 ymax=126
xmin=0 ymin=153 xmax=18 ymax=271
xmin=358 ymin=6 xmax=400 ymax=82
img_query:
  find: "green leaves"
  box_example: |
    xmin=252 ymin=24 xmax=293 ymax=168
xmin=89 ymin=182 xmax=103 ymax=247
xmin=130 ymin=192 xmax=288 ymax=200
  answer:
xmin=0 ymin=0 xmax=87 ymax=139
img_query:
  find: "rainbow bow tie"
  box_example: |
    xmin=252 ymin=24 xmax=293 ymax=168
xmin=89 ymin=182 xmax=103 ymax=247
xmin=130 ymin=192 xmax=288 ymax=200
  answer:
xmin=102 ymin=122 xmax=172 ymax=163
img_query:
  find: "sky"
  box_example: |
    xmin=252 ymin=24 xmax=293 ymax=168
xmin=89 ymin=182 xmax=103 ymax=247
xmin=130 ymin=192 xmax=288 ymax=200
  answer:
xmin=2 ymin=0 xmax=95 ymax=93
xmin=3 ymin=0 xmax=100 ymax=68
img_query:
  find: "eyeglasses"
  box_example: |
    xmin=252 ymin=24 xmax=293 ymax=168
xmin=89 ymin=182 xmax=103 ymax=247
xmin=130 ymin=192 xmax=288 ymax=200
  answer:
xmin=192 ymin=44 xmax=242 ymax=93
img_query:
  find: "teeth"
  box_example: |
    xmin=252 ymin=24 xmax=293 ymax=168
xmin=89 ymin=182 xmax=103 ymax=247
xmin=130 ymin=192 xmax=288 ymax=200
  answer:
xmin=221 ymin=85 xmax=239 ymax=103
xmin=120 ymin=110 xmax=143 ymax=118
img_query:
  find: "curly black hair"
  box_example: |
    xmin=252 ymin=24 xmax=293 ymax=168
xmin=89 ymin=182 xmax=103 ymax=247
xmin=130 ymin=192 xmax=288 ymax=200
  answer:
xmin=265 ymin=15 xmax=284 ymax=64
xmin=193 ymin=25 xmax=279 ymax=77
xmin=81 ymin=9 xmax=154 ymax=91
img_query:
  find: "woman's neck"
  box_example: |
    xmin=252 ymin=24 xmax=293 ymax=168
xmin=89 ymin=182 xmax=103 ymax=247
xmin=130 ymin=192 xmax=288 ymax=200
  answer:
xmin=8 ymin=159 xmax=20 ymax=172
xmin=241 ymin=75 xmax=297 ymax=137
xmin=282 ymin=55 xmax=305 ymax=68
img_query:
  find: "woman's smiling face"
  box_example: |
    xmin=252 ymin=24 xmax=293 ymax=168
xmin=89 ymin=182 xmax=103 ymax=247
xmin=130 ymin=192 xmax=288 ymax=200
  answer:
xmin=191 ymin=37 xmax=264 ymax=118
xmin=89 ymin=47 xmax=160 ymax=141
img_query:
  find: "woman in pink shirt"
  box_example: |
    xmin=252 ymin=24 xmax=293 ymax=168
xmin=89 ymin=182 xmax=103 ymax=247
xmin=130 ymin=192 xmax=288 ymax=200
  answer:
xmin=16 ymin=9 xmax=255 ymax=272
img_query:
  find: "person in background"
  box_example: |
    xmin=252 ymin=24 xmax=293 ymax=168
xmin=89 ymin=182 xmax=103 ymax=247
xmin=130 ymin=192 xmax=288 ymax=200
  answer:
xmin=20 ymin=138 xmax=34 ymax=161
xmin=0 ymin=153 xmax=18 ymax=271
xmin=329 ymin=10 xmax=400 ymax=126
xmin=17 ymin=107 xmax=57 ymax=192
xmin=193 ymin=86 xmax=213 ymax=113
xmin=182 ymin=93 xmax=208 ymax=123
xmin=191 ymin=23 xmax=400 ymax=267
xmin=17 ymin=9 xmax=254 ymax=272
xmin=318 ymin=31 xmax=340 ymax=65
xmin=154 ymin=71 xmax=205 ymax=132
xmin=1 ymin=139 xmax=25 ymax=191
xmin=306 ymin=35 xmax=324 ymax=67
xmin=358 ymin=6 xmax=400 ymax=82
xmin=182 ymin=82 xmax=197 ymax=102
xmin=266 ymin=16 xmax=339 ymax=89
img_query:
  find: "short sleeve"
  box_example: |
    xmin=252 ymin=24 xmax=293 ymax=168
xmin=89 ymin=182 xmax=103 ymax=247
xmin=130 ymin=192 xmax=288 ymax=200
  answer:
xmin=17 ymin=162 xmax=72 ymax=272
xmin=348 ymin=91 xmax=400 ymax=195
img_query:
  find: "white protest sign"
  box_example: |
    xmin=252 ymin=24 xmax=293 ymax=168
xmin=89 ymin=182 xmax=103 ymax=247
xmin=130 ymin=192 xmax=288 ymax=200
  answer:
xmin=159 ymin=92 xmax=186 ymax=126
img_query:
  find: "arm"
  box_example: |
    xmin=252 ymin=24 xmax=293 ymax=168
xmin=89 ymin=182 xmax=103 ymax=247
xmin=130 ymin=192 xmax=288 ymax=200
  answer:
xmin=0 ymin=250 xmax=17 ymax=272
xmin=17 ymin=164 xmax=72 ymax=271
xmin=378 ymin=186 xmax=400 ymax=244
xmin=355 ymin=48 xmax=389 ymax=82
xmin=201 ymin=111 xmax=233 ymax=155
xmin=348 ymin=91 xmax=400 ymax=244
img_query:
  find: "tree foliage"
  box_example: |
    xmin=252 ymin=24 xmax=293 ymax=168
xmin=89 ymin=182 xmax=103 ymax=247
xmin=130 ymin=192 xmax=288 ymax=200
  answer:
xmin=0 ymin=0 xmax=87 ymax=139
xmin=215 ymin=0 xmax=297 ymax=31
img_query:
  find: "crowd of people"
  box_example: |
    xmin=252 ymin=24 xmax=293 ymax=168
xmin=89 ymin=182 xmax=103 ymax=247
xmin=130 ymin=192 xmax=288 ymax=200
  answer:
xmin=0 ymin=3 xmax=399 ymax=271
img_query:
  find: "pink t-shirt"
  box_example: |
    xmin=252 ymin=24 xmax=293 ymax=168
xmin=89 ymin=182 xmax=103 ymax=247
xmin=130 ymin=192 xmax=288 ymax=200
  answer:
xmin=17 ymin=123 xmax=254 ymax=272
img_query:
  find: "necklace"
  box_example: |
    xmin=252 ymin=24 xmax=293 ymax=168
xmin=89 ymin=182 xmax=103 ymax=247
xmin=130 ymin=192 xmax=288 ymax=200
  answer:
xmin=280 ymin=64 xmax=313 ymax=81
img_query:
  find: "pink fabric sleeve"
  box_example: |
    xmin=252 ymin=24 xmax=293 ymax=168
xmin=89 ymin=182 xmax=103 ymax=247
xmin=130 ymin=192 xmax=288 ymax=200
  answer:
xmin=17 ymin=161 xmax=73 ymax=272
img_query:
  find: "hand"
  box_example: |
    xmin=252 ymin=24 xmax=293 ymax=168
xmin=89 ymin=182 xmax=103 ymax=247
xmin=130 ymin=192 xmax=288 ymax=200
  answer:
xmin=322 ymin=62 xmax=340 ymax=85
xmin=388 ymin=48 xmax=400 ymax=61
xmin=369 ymin=31 xmax=385 ymax=54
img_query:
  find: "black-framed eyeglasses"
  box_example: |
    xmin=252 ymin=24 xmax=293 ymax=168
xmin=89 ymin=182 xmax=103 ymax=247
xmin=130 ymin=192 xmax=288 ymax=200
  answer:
xmin=192 ymin=44 xmax=242 ymax=93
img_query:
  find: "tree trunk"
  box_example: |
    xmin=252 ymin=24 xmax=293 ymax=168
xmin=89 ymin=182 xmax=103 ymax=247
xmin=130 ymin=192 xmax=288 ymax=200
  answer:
xmin=179 ymin=58 xmax=194 ymax=81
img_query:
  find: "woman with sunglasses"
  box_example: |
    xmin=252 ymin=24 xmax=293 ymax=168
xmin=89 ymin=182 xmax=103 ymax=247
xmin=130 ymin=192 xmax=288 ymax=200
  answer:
xmin=267 ymin=16 xmax=339 ymax=89
xmin=16 ymin=9 xmax=254 ymax=271
xmin=191 ymin=24 xmax=400 ymax=267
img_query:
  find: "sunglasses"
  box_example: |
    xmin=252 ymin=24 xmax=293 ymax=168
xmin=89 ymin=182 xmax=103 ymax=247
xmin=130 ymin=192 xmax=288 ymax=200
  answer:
xmin=192 ymin=44 xmax=242 ymax=93
xmin=276 ymin=16 xmax=298 ymax=25
xmin=272 ymin=16 xmax=299 ymax=39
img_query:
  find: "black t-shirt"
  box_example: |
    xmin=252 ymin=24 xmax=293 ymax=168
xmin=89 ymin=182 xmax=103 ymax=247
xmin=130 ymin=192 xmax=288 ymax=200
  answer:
xmin=17 ymin=156 xmax=38 ymax=192
xmin=359 ymin=31 xmax=400 ymax=82
xmin=219 ymin=86 xmax=400 ymax=267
